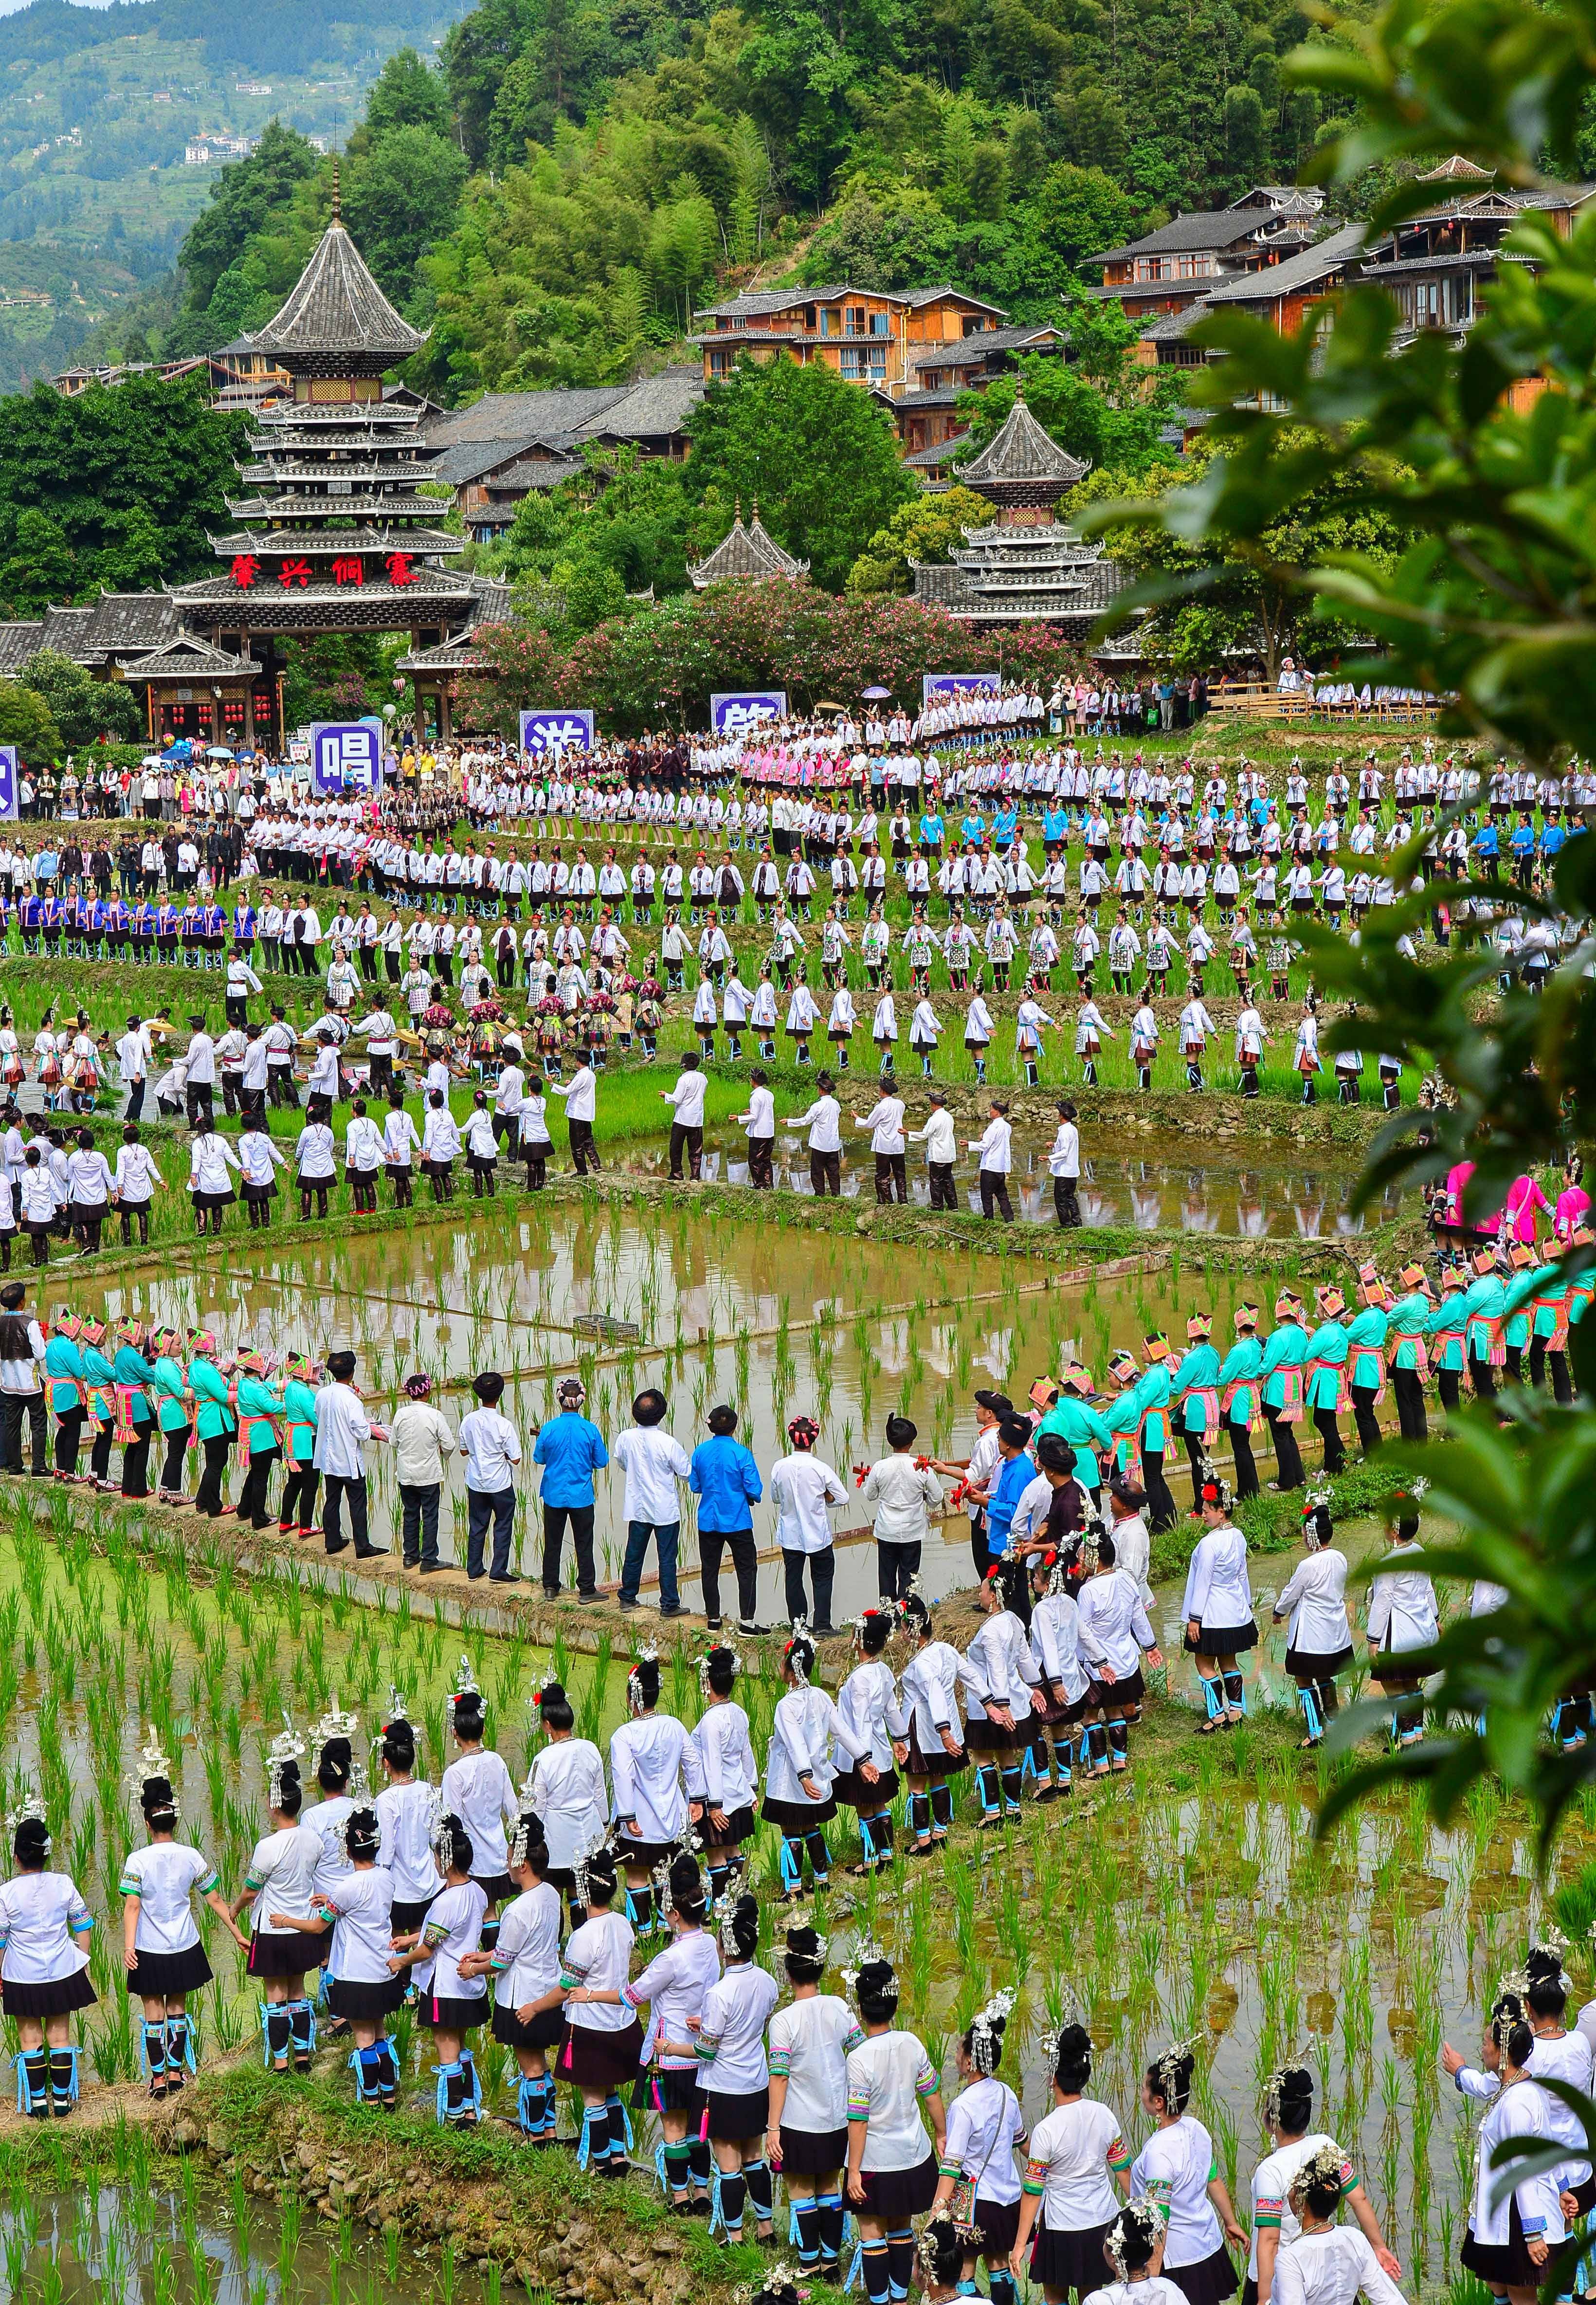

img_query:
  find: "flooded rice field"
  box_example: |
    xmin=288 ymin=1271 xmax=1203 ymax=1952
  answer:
xmin=0 ymin=1489 xmax=1578 ymax=2303
xmin=59 ymin=1192 xmax=1353 ymax=1608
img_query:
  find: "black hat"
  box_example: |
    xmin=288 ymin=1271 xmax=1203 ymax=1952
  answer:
xmin=973 ymin=1388 xmax=1015 ymax=1417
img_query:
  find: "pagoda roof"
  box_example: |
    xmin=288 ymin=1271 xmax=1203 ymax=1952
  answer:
xmin=210 ymin=526 xmax=464 ymax=558
xmin=170 ymin=567 xmax=485 ymax=631
xmin=117 ymin=634 xmax=263 ymax=682
xmin=394 ymin=632 xmax=492 ymax=674
xmin=954 ymin=393 xmax=1088 ymax=497
xmin=246 ymin=412 xmax=426 ymax=452
xmin=687 ymin=505 xmax=808 ymax=588
xmin=250 ymin=209 xmax=428 ymax=370
xmin=226 ymin=492 xmax=451 ymax=521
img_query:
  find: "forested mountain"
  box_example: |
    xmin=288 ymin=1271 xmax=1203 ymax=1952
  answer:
xmin=89 ymin=0 xmax=1362 ymax=399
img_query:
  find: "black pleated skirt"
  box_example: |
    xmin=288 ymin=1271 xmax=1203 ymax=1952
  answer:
xmin=126 ymin=1941 xmax=213 ymax=1997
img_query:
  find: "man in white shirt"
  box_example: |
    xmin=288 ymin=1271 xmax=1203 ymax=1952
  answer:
xmin=0 ymin=1280 xmax=46 ymax=1477
xmin=612 ymin=1387 xmax=691 ymax=1618
xmin=460 ymin=1369 xmax=524 ymax=1583
xmin=1048 ymin=1098 xmax=1081 ymax=1229
xmin=769 ymin=1415 xmax=848 ymax=1632
xmin=663 ymin=1053 xmax=707 ymax=1180
xmin=184 ymin=1015 xmax=216 ymax=1130
xmin=117 ymin=1012 xmax=153 ymax=1122
xmin=548 ymin=1061 xmax=599 ymax=1175
xmin=909 ymin=1089 xmax=958 ymax=1211
xmin=736 ymin=1067 xmax=776 ymax=1190
xmin=787 ymin=1070 xmax=843 ymax=1197
xmin=311 ymin=1350 xmax=386 ymax=1559
xmin=969 ymin=1099 xmax=1014 ymax=1223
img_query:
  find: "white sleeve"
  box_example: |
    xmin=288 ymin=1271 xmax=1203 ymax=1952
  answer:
xmin=1351 ymin=2233 xmax=1409 ymax=2305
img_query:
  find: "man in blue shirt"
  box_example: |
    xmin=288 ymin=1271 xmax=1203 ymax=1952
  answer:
xmin=689 ymin=1403 xmax=765 ymax=1634
xmin=532 ymin=1375 xmax=609 ymax=1601
xmin=980 ymin=1417 xmax=1036 ymax=1622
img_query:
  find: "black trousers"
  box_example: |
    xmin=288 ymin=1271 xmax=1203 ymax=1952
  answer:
xmin=542 ymin=1502 xmax=596 ymax=1595
xmin=323 ymin=1472 xmax=369 ymax=1553
xmin=194 ymin=1433 xmax=232 ymax=1516
xmin=928 ymin=1161 xmax=957 ymax=1211
xmin=238 ymin=1445 xmax=279 ymax=1529
xmin=745 ymin=1135 xmax=774 ymax=1189
xmin=90 ymin=1417 xmax=115 ymax=1482
xmin=1227 ymin=1417 xmax=1259 ymax=1500
xmin=1393 ymin=1365 xmax=1428 ymax=1439
xmin=161 ymin=1424 xmax=191 ymax=1492
xmin=1142 ymin=1447 xmax=1178 ymax=1530
xmin=1438 ymin=1367 xmax=1461 ymax=1414
xmin=121 ymin=1425 xmax=152 ymax=1498
xmin=1469 ymin=1348 xmax=1497 ymax=1401
xmin=1053 ymin=1177 xmax=1081 ymax=1228
xmin=809 ymin=1150 xmax=841 ymax=1197
xmin=568 ymin=1119 xmax=599 ymax=1176
xmin=1312 ymin=1405 xmax=1346 ymax=1474
xmin=1182 ymin=1427 xmax=1207 ymax=1506
xmin=2 ymin=1391 xmax=47 ymax=1476
xmin=1263 ymin=1407 xmax=1304 ymax=1490
xmin=54 ymin=1404 xmax=84 ymax=1476
xmin=1350 ymin=1381 xmax=1382 ymax=1454
xmin=279 ymin=1460 xmax=319 ymax=1531
xmin=782 ymin=1545 xmax=834 ymax=1630
xmin=699 ymin=1526 xmax=758 ymax=1625
xmin=400 ymin=1481 xmax=441 ymax=1568
xmin=979 ymin=1169 xmax=1014 ymax=1222
xmin=1527 ymin=1335 xmax=1573 ymax=1404
xmin=669 ymin=1122 xmax=704 ymax=1181
xmin=873 ymin=1152 xmax=907 ymax=1205
xmin=877 ymin=1537 xmax=921 ymax=1603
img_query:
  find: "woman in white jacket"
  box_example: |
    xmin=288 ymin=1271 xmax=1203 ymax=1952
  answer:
xmin=1272 ymin=1494 xmax=1354 ymax=1748
xmin=1459 ymin=2012 xmax=1567 ymax=2305
xmin=1181 ymin=1474 xmax=1256 ymax=1732
xmin=832 ymin=1609 xmax=905 ymax=1876
xmin=762 ymin=1632 xmax=873 ymax=1901
xmin=187 ymin=1124 xmax=240 ymax=1238
xmin=959 ymin=1570 xmax=1043 ymax=1827
xmin=1272 ymin=2144 xmax=1409 ymax=2305
xmin=1365 ymin=1491 xmax=1438 ymax=1748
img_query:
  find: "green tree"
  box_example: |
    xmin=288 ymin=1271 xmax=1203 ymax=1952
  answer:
xmin=0 ymin=510 xmax=77 ymax=615
xmin=363 ymin=46 xmax=453 ymax=140
xmin=176 ymin=120 xmax=321 ymax=317
xmin=18 ymin=650 xmax=142 ymax=748
xmin=683 ymin=354 xmax=914 ymax=592
xmin=344 ymin=127 xmax=471 ymax=304
xmin=956 ymin=305 xmax=1186 ymax=483
xmin=0 ymin=679 xmax=61 ymax=764
xmin=846 ymin=483 xmax=992 ymax=594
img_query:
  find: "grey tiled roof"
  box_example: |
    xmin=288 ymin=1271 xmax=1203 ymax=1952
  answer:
xmin=1137 ymin=300 xmax=1214 ymax=341
xmin=251 ymin=220 xmax=428 ymax=363
xmin=955 ymin=396 xmax=1088 ymax=489
xmin=490 ymin=457 xmax=584 ymax=492
xmin=910 ymin=324 xmax=1065 ymax=373
xmin=428 ymin=438 xmax=549 ymax=486
xmin=688 ymin=510 xmax=808 ymax=586
xmin=583 ymin=367 xmax=703 ymax=439
xmin=117 ymin=636 xmax=262 ymax=679
xmin=0 ymin=623 xmax=42 ymax=673
xmin=1093 ymin=210 xmax=1296 ymax=264
xmin=1203 ymin=222 xmax=1367 ymax=304
xmin=426 ymin=389 xmax=629 ymax=447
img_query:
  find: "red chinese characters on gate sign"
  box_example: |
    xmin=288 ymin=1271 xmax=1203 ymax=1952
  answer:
xmin=230 ymin=555 xmax=260 ymax=588
xmin=331 ymin=556 xmax=364 ymax=586
xmin=384 ymin=550 xmax=418 ymax=586
xmin=277 ymin=558 xmax=312 ymax=589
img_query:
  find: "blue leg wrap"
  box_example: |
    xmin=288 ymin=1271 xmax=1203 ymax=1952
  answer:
xmin=605 ymin=2090 xmax=633 ymax=2153
xmin=14 ymin=2049 xmax=49 ymax=2117
xmin=975 ymin=1763 xmax=1001 ymax=1818
xmin=141 ymin=2021 xmax=167 ymax=2080
xmin=260 ymin=2000 xmax=292 ymax=2068
xmin=1297 ymin=1680 xmax=1324 ymax=1740
xmin=518 ymin=2073 xmax=547 ymax=2138
xmin=287 ymin=1998 xmax=316 ymax=2062
xmin=1201 ymin=1673 xmax=1225 ymax=1721
xmin=166 ymin=2015 xmax=197 ymax=2076
xmin=351 ymin=2044 xmax=385 ymax=2104
xmin=1054 ymin=1732 xmax=1073 ymax=1785
xmin=434 ymin=2061 xmax=458 ymax=2125
xmin=780 ymin=1838 xmax=805 ymax=1893
xmin=577 ymin=2104 xmax=607 ymax=2170
xmin=1225 ymin=1669 xmax=1248 ymax=1718
xmin=50 ymin=2045 xmax=80 ymax=2109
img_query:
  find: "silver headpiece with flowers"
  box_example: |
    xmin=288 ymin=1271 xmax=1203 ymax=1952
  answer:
xmin=4 ymin=1783 xmax=48 ymax=1854
xmin=266 ymin=1718 xmax=307 ymax=1809
xmin=126 ymin=1727 xmax=178 ymax=1812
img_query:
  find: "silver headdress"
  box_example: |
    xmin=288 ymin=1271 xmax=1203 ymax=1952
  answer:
xmin=1046 ymin=1552 xmax=1071 ymax=1597
xmin=430 ymin=1810 xmax=463 ymax=1872
xmin=697 ymin=1641 xmax=741 ymax=1695
xmin=311 ymin=1694 xmax=367 ymax=1799
xmin=917 ymin=2214 xmax=982 ymax=2272
xmin=1105 ymin=2199 xmax=1166 ymax=2280
xmin=627 ymin=1643 xmax=660 ymax=1714
xmin=1197 ymin=1458 xmax=1233 ymax=1516
xmin=1287 ymin=2140 xmax=1350 ymax=2215
xmin=1263 ymin=2050 xmax=1314 ymax=2129
xmin=571 ymin=1824 xmax=614 ymax=1910
xmin=969 ymin=1986 xmax=1015 ymax=2077
xmin=266 ymin=1718 xmax=307 ymax=1809
xmin=508 ymin=1813 xmax=538 ymax=1871
xmin=783 ymin=1623 xmax=813 ymax=1685
xmin=1528 ymin=1923 xmax=1573 ymax=1995
xmin=451 ymin=1655 xmax=483 ymax=1715
xmin=842 ymin=1934 xmax=892 ymax=1996
xmin=5 ymin=1784 xmax=48 ymax=1854
xmin=126 ymin=1727 xmax=178 ymax=1812
xmin=1151 ymin=2036 xmax=1198 ymax=2102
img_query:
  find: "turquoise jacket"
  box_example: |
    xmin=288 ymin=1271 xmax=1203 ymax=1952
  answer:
xmin=1426 ymin=1291 xmax=1469 ymax=1372
xmin=187 ymin=1355 xmax=235 ymax=1441
xmin=1035 ymin=1393 xmax=1110 ymax=1485
xmin=150 ymin=1353 xmax=192 ymax=1434
xmin=1259 ymin=1320 xmax=1306 ymax=1410
xmin=1217 ymin=1336 xmax=1262 ymax=1423
xmin=82 ymin=1343 xmax=116 ymax=1419
xmin=1304 ymin=1319 xmax=1349 ymax=1411
xmin=236 ymin=1374 xmax=287 ymax=1454
xmin=1103 ymin=1387 xmax=1143 ymax=1472
xmin=1386 ymin=1290 xmax=1432 ymax=1371
xmin=1502 ymin=1267 xmax=1543 ymax=1351
xmin=284 ymin=1378 xmax=319 ymax=1464
xmin=1345 ymin=1304 xmax=1387 ymax=1390
xmin=44 ymin=1334 xmax=83 ymax=1417
xmin=1531 ymin=1263 xmax=1569 ymax=1340
xmin=1134 ymin=1364 xmax=1173 ymax=1453
xmin=112 ymin=1343 xmax=154 ymax=1421
xmin=1460 ymin=1273 xmax=1505 ymax=1358
xmin=1172 ymin=1343 xmax=1221 ymax=1433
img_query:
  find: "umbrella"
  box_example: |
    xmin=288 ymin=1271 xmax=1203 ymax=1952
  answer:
xmin=140 ymin=755 xmax=163 ymax=768
xmin=861 ymin=685 xmax=891 ymax=700
xmin=205 ymin=745 xmax=234 ymax=759
xmin=814 ymin=701 xmax=846 ymax=714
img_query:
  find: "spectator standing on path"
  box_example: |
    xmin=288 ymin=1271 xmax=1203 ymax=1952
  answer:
xmin=461 ymin=1371 xmax=524 ymax=1584
xmin=663 ymin=1053 xmax=708 ymax=1181
xmin=860 ymin=1414 xmax=945 ymax=1603
xmin=690 ymin=1404 xmax=764 ymax=1634
xmin=1049 ymin=1100 xmax=1081 ymax=1229
xmin=533 ymin=1376 xmax=609 ymax=1602
xmin=969 ymin=1101 xmax=1015 ymax=1223
xmin=389 ymin=1372 xmax=457 ymax=1573
xmin=613 ymin=1388 xmax=691 ymax=1618
xmin=549 ymin=1060 xmax=600 ymax=1176
xmin=770 ymin=1415 xmax=848 ymax=1634
xmin=313 ymin=1349 xmax=388 ymax=1559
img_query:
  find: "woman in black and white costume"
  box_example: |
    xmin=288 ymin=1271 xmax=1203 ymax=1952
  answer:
xmin=1445 ymin=1948 xmax=1596 ymax=2231
xmin=1364 ymin=1490 xmax=1438 ymax=1750
xmin=271 ymin=1806 xmax=403 ymax=2108
xmin=763 ymin=1630 xmax=874 ymax=1900
xmin=1074 ymin=1529 xmax=1163 ymax=1778
xmin=556 ymin=1836 xmax=642 ymax=2177
xmin=390 ymin=1812 xmax=488 ymax=2127
xmin=607 ymin=1848 xmax=719 ymax=2215
xmin=832 ymin=1608 xmax=904 ymax=1876
xmin=844 ymin=1947 xmax=947 ymax=2305
xmin=374 ymin=1698 xmax=443 ymax=1936
xmin=609 ymin=1648 xmax=706 ymax=1934
xmin=1458 ymin=2004 xmax=1569 ymax=2305
xmin=300 ymin=1704 xmax=361 ymax=1881
xmin=1010 ymin=2021 xmax=1133 ymax=2304
xmin=0 ymin=1790 xmax=97 ymax=2118
xmin=1077 ymin=2197 xmax=1191 ymax=2305
xmin=1246 ymin=2062 xmax=1397 ymax=2305
xmin=439 ymin=1663 xmax=519 ymax=1939
xmin=697 ymin=1891 xmax=781 ymax=2244
xmin=1271 ymin=1497 xmax=1355 ymax=1749
xmin=120 ymin=1736 xmax=247 ymax=2100
xmin=1181 ymin=1472 xmax=1256 ymax=1732
xmin=960 ymin=1569 xmax=1045 ymax=1828
xmin=689 ymin=1645 xmax=759 ymax=1910
xmin=1131 ymin=2045 xmax=1246 ymax=2305
xmin=767 ymin=1923 xmax=863 ymax=2286
xmin=1270 ymin=2144 xmax=1411 ymax=2305
xmin=1026 ymin=1548 xmax=1089 ymax=1801
xmin=466 ymin=1813 xmax=567 ymax=2141
xmin=231 ymin=1727 xmax=322 ymax=2076
xmin=931 ymin=1990 xmax=1028 ymax=2305
xmin=898 ymin=1590 xmax=967 ymax=1854
xmin=525 ymin=1678 xmax=610 ymax=1929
